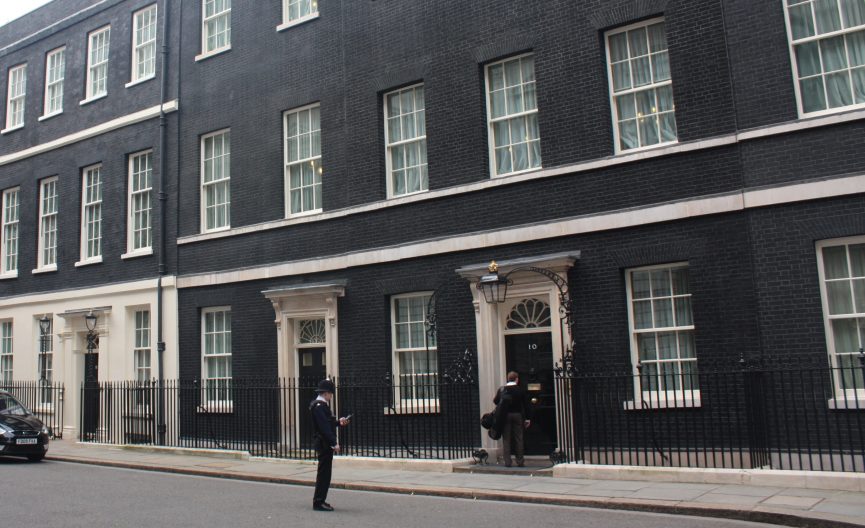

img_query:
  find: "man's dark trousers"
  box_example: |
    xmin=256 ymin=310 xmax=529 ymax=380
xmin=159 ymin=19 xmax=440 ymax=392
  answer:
xmin=314 ymin=441 xmax=334 ymax=505
xmin=502 ymin=412 xmax=525 ymax=466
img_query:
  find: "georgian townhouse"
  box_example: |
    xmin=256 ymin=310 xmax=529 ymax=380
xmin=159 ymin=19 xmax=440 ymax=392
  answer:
xmin=0 ymin=0 xmax=180 ymax=439
xmin=2 ymin=0 xmax=864 ymax=470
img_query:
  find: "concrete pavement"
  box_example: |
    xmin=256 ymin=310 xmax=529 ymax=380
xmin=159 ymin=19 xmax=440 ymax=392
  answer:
xmin=38 ymin=440 xmax=865 ymax=528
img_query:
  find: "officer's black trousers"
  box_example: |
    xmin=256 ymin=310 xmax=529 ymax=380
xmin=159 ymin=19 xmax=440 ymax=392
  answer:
xmin=313 ymin=446 xmax=334 ymax=505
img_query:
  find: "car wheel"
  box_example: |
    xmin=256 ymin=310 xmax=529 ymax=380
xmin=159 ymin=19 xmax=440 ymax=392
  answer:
xmin=27 ymin=453 xmax=45 ymax=462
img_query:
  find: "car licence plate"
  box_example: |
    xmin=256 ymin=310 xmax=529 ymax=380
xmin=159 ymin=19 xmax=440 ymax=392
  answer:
xmin=16 ymin=438 xmax=38 ymax=445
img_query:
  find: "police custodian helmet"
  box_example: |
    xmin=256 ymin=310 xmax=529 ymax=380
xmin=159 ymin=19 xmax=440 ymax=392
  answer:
xmin=315 ymin=379 xmax=336 ymax=394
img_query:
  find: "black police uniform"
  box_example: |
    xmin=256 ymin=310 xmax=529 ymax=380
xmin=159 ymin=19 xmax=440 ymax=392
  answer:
xmin=310 ymin=379 xmax=341 ymax=510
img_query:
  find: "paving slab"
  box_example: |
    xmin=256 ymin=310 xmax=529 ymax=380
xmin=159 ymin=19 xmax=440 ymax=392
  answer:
xmin=629 ymin=487 xmax=711 ymax=502
xmin=693 ymin=493 xmax=767 ymax=506
xmin=761 ymin=495 xmax=825 ymax=510
xmin=711 ymin=485 xmax=784 ymax=497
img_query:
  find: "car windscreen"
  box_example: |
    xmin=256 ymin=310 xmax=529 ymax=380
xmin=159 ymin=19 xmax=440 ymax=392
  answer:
xmin=0 ymin=393 xmax=29 ymax=416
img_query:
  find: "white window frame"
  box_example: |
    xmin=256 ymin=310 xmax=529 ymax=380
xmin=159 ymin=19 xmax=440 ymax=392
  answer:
xmin=816 ymin=235 xmax=865 ymax=407
xmin=1 ymin=321 xmax=12 ymax=384
xmin=201 ymin=307 xmax=232 ymax=410
xmin=390 ymin=292 xmax=439 ymax=413
xmin=127 ymin=150 xmax=153 ymax=256
xmin=200 ymin=0 xmax=231 ymax=57
xmin=134 ymin=309 xmax=152 ymax=383
xmin=384 ymin=83 xmax=428 ymax=199
xmin=1 ymin=187 xmax=20 ymax=278
xmin=484 ymin=53 xmax=542 ymax=178
xmin=784 ymin=0 xmax=865 ymax=118
xmin=604 ymin=18 xmax=678 ymax=154
xmin=36 ymin=177 xmax=59 ymax=272
xmin=78 ymin=164 xmax=103 ymax=265
xmin=84 ymin=26 xmax=111 ymax=103
xmin=625 ymin=262 xmax=699 ymax=409
xmin=278 ymin=0 xmax=319 ymax=31
xmin=201 ymin=129 xmax=231 ymax=232
xmin=283 ymin=103 xmax=322 ymax=217
xmin=4 ymin=64 xmax=27 ymax=132
xmin=130 ymin=4 xmax=158 ymax=86
xmin=42 ymin=47 xmax=65 ymax=118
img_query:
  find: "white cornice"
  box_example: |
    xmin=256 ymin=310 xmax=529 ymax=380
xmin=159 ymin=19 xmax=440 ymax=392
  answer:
xmin=0 ymin=100 xmax=178 ymax=167
xmin=176 ymin=173 xmax=865 ymax=289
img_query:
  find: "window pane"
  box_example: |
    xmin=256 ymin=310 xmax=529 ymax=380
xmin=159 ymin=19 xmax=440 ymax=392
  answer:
xmin=819 ymin=245 xmax=846 ymax=278
xmin=651 ymin=269 xmax=671 ymax=296
xmin=609 ymin=32 xmax=629 ymax=62
xmin=842 ymin=0 xmax=865 ymax=27
xmin=489 ymin=64 xmax=504 ymax=91
xmin=652 ymin=51 xmax=671 ymax=82
xmin=653 ymin=298 xmax=673 ymax=327
xmin=612 ymin=62 xmax=631 ymax=92
xmin=632 ymin=270 xmax=651 ymax=298
xmin=638 ymin=334 xmax=656 ymax=361
xmin=796 ymin=41 xmax=822 ymax=77
xmin=822 ymin=36 xmax=849 ymax=71
xmin=832 ymin=318 xmax=860 ymax=353
xmin=628 ymin=27 xmax=649 ymax=57
xmin=801 ymin=76 xmax=828 ymax=112
xmin=850 ymin=244 xmax=865 ymax=275
xmin=815 ymin=0 xmax=843 ymax=33
xmin=675 ymin=297 xmax=693 ymax=326
xmin=828 ymin=281 xmax=855 ymax=314
xmin=790 ymin=3 xmax=816 ymax=39
xmin=678 ymin=331 xmax=696 ymax=358
xmin=633 ymin=300 xmax=653 ymax=329
xmin=657 ymin=332 xmax=676 ymax=359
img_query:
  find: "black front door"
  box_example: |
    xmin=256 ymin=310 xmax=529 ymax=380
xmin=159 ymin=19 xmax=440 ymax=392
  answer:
xmin=299 ymin=347 xmax=327 ymax=447
xmin=82 ymin=352 xmax=99 ymax=439
xmin=505 ymin=332 xmax=556 ymax=456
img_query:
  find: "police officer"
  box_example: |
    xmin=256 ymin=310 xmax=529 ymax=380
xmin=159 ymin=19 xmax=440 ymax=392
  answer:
xmin=309 ymin=379 xmax=349 ymax=511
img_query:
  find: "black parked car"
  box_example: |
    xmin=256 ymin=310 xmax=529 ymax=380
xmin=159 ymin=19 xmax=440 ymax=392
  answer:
xmin=0 ymin=390 xmax=50 ymax=462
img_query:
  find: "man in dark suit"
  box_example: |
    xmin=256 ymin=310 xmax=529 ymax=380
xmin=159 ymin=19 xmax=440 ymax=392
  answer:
xmin=493 ymin=371 xmax=532 ymax=467
xmin=309 ymin=379 xmax=350 ymax=511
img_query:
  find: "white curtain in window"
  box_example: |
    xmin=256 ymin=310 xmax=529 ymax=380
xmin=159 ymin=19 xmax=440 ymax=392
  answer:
xmin=816 ymin=0 xmax=843 ymax=33
xmin=842 ymin=0 xmax=865 ymax=28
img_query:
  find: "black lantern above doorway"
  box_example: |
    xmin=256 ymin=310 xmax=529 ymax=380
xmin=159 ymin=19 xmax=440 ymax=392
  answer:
xmin=84 ymin=311 xmax=99 ymax=354
xmin=476 ymin=260 xmax=577 ymax=376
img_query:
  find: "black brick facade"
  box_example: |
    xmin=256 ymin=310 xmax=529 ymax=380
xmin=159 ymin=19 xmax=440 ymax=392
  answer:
xmin=3 ymin=0 xmax=865 ymax=459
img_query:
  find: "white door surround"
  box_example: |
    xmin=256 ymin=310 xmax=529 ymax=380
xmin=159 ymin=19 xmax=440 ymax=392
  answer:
xmin=457 ymin=252 xmax=579 ymax=452
xmin=263 ymin=281 xmax=345 ymax=381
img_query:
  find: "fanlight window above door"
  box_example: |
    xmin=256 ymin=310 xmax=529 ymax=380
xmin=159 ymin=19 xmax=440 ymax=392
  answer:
xmin=506 ymin=298 xmax=552 ymax=329
xmin=298 ymin=319 xmax=326 ymax=344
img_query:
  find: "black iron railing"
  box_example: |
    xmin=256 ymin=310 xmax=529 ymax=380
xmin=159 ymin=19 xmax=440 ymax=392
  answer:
xmin=79 ymin=376 xmax=478 ymax=460
xmin=554 ymin=361 xmax=865 ymax=472
xmin=1 ymin=380 xmax=65 ymax=438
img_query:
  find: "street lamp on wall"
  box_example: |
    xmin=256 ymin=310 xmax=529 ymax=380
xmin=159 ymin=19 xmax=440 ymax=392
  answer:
xmin=38 ymin=315 xmax=50 ymax=381
xmin=476 ymin=261 xmax=510 ymax=304
xmin=84 ymin=311 xmax=98 ymax=354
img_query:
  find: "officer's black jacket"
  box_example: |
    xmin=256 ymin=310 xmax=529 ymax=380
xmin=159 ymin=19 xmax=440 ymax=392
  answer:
xmin=310 ymin=398 xmax=339 ymax=447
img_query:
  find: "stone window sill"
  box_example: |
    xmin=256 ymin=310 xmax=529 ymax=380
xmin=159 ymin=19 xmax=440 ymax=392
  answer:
xmin=122 ymin=248 xmax=153 ymax=260
xmin=80 ymin=93 xmax=107 ymax=106
xmin=125 ymin=75 xmax=156 ymax=89
xmin=38 ymin=111 xmax=63 ymax=122
xmin=1 ymin=124 xmax=24 ymax=135
xmin=195 ymin=46 xmax=231 ymax=62
xmin=276 ymin=13 xmax=319 ymax=32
